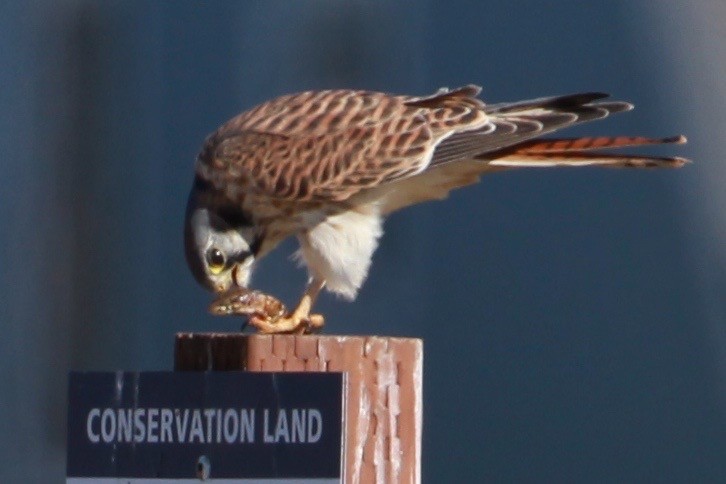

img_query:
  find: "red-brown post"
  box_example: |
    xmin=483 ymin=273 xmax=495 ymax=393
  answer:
xmin=175 ymin=333 xmax=423 ymax=483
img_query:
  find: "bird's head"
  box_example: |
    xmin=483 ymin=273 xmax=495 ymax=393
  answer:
xmin=184 ymin=179 xmax=260 ymax=293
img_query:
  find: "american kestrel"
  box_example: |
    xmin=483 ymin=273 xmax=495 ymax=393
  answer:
xmin=184 ymin=85 xmax=687 ymax=333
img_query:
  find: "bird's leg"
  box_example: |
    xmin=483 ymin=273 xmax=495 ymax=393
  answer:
xmin=286 ymin=276 xmax=326 ymax=334
xmin=291 ymin=276 xmax=325 ymax=322
xmin=248 ymin=277 xmax=326 ymax=334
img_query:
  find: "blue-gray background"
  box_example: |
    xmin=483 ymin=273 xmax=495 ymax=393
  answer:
xmin=2 ymin=1 xmax=724 ymax=482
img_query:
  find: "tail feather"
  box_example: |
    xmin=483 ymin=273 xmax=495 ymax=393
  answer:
xmin=482 ymin=134 xmax=689 ymax=169
xmin=432 ymin=91 xmax=685 ymax=169
xmin=514 ymin=135 xmax=687 ymax=153
xmin=379 ymin=89 xmax=689 ymax=213
xmin=489 ymin=151 xmax=689 ymax=169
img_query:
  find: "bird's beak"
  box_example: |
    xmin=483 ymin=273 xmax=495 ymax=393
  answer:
xmin=211 ymin=265 xmax=246 ymax=293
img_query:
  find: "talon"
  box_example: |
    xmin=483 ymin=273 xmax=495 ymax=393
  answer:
xmin=290 ymin=314 xmax=325 ymax=335
xmin=246 ymin=312 xmax=325 ymax=335
xmin=306 ymin=314 xmax=325 ymax=333
xmin=208 ymin=284 xmax=326 ymax=335
xmin=247 ymin=314 xmax=286 ymax=334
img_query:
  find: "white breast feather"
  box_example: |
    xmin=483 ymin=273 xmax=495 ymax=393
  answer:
xmin=295 ymin=205 xmax=383 ymax=300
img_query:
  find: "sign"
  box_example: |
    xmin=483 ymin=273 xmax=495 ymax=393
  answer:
xmin=67 ymin=371 xmax=344 ymax=482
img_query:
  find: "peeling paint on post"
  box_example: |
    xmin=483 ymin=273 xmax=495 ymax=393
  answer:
xmin=174 ymin=333 xmax=423 ymax=483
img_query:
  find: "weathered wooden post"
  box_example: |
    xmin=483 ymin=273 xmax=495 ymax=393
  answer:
xmin=175 ymin=333 xmax=423 ymax=483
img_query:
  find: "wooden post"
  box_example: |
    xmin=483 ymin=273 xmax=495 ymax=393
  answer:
xmin=175 ymin=333 xmax=423 ymax=483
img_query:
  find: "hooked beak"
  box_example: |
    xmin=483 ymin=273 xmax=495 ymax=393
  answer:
xmin=211 ymin=265 xmax=245 ymax=293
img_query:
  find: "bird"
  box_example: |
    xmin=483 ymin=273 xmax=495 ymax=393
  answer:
xmin=184 ymin=85 xmax=688 ymax=333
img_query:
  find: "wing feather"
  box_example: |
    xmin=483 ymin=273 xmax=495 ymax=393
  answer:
xmin=196 ymin=86 xmax=686 ymax=206
xmin=197 ymin=87 xmax=488 ymax=202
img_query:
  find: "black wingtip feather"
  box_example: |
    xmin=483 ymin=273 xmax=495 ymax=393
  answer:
xmin=665 ymin=134 xmax=688 ymax=144
xmin=487 ymin=92 xmax=612 ymax=114
xmin=591 ymin=101 xmax=633 ymax=114
xmin=548 ymin=92 xmax=611 ymax=108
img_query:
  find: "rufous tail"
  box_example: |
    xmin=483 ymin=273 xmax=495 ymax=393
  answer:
xmin=486 ymin=135 xmax=689 ymax=169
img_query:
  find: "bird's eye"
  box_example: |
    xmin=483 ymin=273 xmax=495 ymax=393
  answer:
xmin=205 ymin=247 xmax=226 ymax=275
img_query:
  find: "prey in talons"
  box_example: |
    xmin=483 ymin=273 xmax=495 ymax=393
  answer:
xmin=209 ymin=288 xmax=324 ymax=334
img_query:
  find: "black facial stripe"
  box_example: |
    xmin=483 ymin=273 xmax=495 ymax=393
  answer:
xmin=192 ymin=175 xmax=253 ymax=230
xmin=215 ymin=205 xmax=253 ymax=230
xmin=232 ymin=250 xmax=252 ymax=265
xmin=249 ymin=233 xmax=263 ymax=256
xmin=193 ymin=175 xmax=214 ymax=193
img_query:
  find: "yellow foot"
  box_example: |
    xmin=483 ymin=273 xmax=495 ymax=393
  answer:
xmin=248 ymin=313 xmax=325 ymax=335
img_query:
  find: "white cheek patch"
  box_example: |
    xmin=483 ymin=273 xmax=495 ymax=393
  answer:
xmin=232 ymin=257 xmax=255 ymax=288
xmin=295 ymin=205 xmax=383 ymax=300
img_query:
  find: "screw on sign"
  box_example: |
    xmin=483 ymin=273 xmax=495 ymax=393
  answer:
xmin=196 ymin=455 xmax=210 ymax=480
